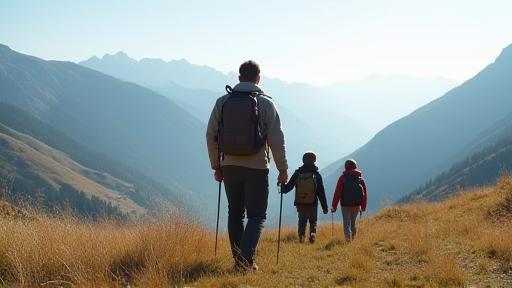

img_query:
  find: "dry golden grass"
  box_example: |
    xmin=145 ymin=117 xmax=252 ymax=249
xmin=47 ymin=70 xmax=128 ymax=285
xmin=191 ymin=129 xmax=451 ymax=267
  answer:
xmin=0 ymin=176 xmax=511 ymax=287
xmin=0 ymin=211 xmax=220 ymax=287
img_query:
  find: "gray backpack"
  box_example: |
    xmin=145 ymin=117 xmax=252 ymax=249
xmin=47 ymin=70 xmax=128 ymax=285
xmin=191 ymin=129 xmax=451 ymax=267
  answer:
xmin=218 ymin=85 xmax=266 ymax=156
xmin=295 ymin=172 xmax=317 ymax=204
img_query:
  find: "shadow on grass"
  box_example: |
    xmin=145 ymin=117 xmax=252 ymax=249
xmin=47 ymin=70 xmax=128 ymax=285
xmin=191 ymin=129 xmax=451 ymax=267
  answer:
xmin=175 ymin=260 xmax=224 ymax=283
xmin=324 ymin=239 xmax=345 ymax=251
xmin=110 ymin=251 xmax=223 ymax=285
xmin=334 ymin=274 xmax=357 ymax=286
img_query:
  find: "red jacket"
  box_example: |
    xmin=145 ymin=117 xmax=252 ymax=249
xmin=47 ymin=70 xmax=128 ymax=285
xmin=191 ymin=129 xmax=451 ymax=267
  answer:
xmin=332 ymin=169 xmax=368 ymax=211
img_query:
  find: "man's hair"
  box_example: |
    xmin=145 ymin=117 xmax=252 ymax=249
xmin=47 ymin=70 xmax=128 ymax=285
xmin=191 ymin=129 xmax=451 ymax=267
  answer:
xmin=344 ymin=159 xmax=357 ymax=170
xmin=239 ymin=60 xmax=260 ymax=82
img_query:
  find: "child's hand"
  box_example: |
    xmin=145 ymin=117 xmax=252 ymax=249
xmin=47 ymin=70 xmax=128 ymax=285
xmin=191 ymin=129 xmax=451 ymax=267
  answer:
xmin=322 ymin=207 xmax=328 ymax=214
xmin=331 ymin=207 xmax=336 ymax=213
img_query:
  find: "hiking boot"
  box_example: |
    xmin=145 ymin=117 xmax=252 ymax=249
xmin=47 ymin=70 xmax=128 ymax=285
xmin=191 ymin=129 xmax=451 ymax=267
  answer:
xmin=299 ymin=236 xmax=305 ymax=243
xmin=233 ymin=257 xmax=249 ymax=273
xmin=251 ymin=262 xmax=259 ymax=271
xmin=309 ymin=233 xmax=316 ymax=244
xmin=233 ymin=261 xmax=245 ymax=273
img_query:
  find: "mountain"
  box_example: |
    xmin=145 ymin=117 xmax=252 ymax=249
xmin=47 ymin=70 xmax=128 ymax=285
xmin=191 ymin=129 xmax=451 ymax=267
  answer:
xmin=323 ymin=43 xmax=512 ymax=212
xmin=0 ymin=119 xmax=135 ymax=218
xmin=0 ymin=44 xmax=211 ymax=212
xmin=80 ymin=52 xmax=371 ymax=168
xmin=401 ymin=113 xmax=512 ymax=202
xmin=0 ymin=103 xmax=185 ymax=216
xmin=81 ymin=52 xmax=231 ymax=91
xmin=80 ymin=53 xmax=456 ymax=168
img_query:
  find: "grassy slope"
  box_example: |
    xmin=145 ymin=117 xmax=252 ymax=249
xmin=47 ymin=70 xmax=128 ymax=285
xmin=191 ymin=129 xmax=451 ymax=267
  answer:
xmin=0 ymin=124 xmax=144 ymax=215
xmin=1 ymin=178 xmax=511 ymax=287
xmin=196 ymin=177 xmax=512 ymax=288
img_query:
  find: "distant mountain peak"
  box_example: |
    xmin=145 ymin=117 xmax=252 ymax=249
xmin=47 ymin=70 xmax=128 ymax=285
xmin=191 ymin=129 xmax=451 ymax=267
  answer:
xmin=0 ymin=43 xmax=11 ymax=50
xmin=80 ymin=52 xmax=135 ymax=65
xmin=113 ymin=51 xmax=129 ymax=58
xmin=103 ymin=51 xmax=132 ymax=60
xmin=175 ymin=58 xmax=190 ymax=64
xmin=495 ymin=42 xmax=512 ymax=63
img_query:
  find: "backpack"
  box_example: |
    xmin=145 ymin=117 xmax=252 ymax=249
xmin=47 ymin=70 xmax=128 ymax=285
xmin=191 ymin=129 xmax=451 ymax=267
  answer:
xmin=341 ymin=174 xmax=364 ymax=206
xmin=295 ymin=172 xmax=317 ymax=204
xmin=218 ymin=85 xmax=266 ymax=156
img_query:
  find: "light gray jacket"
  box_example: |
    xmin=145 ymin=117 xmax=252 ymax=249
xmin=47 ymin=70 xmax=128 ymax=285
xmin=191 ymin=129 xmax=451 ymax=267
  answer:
xmin=206 ymin=82 xmax=288 ymax=171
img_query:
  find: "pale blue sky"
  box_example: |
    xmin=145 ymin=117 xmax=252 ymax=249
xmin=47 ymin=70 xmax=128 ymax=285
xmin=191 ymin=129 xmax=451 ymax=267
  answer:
xmin=1 ymin=0 xmax=512 ymax=85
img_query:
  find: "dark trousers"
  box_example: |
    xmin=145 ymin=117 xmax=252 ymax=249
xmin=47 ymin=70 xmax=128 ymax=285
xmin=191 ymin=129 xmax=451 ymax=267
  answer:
xmin=223 ymin=166 xmax=269 ymax=265
xmin=297 ymin=204 xmax=318 ymax=238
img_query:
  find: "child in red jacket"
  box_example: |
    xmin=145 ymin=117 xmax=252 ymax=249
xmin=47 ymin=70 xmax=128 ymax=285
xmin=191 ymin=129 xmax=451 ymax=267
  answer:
xmin=331 ymin=159 xmax=368 ymax=242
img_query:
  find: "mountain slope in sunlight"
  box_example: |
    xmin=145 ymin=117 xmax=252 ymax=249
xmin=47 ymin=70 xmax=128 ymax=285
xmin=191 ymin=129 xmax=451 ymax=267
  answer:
xmin=0 ymin=44 xmax=211 ymax=213
xmin=324 ymin=43 xmax=512 ymax=212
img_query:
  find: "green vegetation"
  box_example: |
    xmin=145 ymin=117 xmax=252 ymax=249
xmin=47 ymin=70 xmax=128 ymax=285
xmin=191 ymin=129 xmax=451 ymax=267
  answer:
xmin=404 ymin=118 xmax=512 ymax=202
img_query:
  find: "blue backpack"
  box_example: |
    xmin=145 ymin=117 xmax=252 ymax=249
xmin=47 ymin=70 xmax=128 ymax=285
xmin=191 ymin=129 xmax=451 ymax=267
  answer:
xmin=341 ymin=174 xmax=364 ymax=206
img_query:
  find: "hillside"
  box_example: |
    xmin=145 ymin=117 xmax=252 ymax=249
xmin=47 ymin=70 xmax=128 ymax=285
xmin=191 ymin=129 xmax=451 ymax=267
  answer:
xmin=0 ymin=121 xmax=143 ymax=215
xmin=1 ymin=176 xmax=511 ymax=287
xmin=0 ymin=103 xmax=188 ymax=216
xmin=402 ymin=115 xmax=512 ymax=202
xmin=0 ymin=44 xmax=211 ymax=211
xmin=324 ymin=43 xmax=512 ymax=212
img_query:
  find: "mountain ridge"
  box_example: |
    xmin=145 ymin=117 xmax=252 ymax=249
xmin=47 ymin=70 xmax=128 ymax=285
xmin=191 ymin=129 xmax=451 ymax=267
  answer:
xmin=323 ymin=43 xmax=512 ymax=212
xmin=401 ymin=112 xmax=512 ymax=203
xmin=0 ymin=43 xmax=212 ymax=215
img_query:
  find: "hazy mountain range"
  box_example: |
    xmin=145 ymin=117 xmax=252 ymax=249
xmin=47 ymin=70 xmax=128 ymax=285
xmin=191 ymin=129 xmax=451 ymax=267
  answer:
xmin=80 ymin=53 xmax=455 ymax=168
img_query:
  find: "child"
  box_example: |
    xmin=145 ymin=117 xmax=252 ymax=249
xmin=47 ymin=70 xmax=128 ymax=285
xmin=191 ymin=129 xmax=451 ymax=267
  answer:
xmin=331 ymin=159 xmax=368 ymax=242
xmin=282 ymin=151 xmax=328 ymax=243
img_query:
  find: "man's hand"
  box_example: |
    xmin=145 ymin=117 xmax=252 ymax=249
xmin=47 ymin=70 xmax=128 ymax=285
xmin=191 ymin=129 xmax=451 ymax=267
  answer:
xmin=214 ymin=169 xmax=223 ymax=182
xmin=331 ymin=207 xmax=336 ymax=213
xmin=277 ymin=169 xmax=288 ymax=184
xmin=322 ymin=207 xmax=328 ymax=215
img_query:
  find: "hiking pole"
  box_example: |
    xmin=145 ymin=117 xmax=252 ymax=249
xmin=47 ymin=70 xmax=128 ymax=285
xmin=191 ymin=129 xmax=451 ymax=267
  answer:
xmin=214 ymin=180 xmax=221 ymax=256
xmin=276 ymin=183 xmax=283 ymax=265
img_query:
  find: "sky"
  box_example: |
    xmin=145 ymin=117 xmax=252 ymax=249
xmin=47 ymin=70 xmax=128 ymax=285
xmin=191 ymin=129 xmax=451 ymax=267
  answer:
xmin=1 ymin=0 xmax=512 ymax=85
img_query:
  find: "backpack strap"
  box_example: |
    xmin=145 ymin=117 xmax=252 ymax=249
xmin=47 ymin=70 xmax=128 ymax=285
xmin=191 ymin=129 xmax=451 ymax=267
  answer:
xmin=217 ymin=85 xmax=235 ymax=164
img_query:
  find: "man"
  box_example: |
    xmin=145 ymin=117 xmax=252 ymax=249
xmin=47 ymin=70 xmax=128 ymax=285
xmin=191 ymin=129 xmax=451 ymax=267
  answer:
xmin=206 ymin=60 xmax=288 ymax=271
